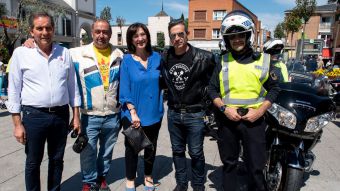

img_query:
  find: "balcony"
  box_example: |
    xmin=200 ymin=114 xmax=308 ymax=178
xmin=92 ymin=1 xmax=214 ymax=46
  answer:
xmin=319 ymin=22 xmax=332 ymax=33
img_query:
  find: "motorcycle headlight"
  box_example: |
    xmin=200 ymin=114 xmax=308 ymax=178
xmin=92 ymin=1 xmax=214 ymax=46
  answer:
xmin=268 ymin=103 xmax=297 ymax=129
xmin=305 ymin=112 xmax=335 ymax=133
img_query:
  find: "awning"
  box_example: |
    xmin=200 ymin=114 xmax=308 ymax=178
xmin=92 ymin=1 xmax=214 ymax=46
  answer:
xmin=322 ymin=48 xmax=332 ymax=59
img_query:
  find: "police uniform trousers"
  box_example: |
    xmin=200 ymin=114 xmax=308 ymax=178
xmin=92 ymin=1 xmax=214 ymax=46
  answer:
xmin=217 ymin=116 xmax=267 ymax=191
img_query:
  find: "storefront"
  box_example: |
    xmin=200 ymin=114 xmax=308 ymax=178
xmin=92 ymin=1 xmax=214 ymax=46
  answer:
xmin=334 ymin=48 xmax=340 ymax=65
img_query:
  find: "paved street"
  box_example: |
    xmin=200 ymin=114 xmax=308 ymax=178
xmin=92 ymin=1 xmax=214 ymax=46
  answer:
xmin=0 ymin=106 xmax=339 ymax=191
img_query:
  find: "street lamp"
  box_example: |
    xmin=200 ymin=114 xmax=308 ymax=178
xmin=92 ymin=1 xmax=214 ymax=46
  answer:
xmin=300 ymin=18 xmax=306 ymax=61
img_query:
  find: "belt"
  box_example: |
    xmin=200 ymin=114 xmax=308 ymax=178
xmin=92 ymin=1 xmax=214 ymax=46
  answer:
xmin=169 ymin=104 xmax=203 ymax=113
xmin=23 ymin=105 xmax=68 ymax=113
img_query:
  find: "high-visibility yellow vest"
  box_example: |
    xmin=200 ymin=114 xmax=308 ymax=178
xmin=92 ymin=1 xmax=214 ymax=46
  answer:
xmin=219 ymin=53 xmax=270 ymax=109
xmin=274 ymin=61 xmax=288 ymax=82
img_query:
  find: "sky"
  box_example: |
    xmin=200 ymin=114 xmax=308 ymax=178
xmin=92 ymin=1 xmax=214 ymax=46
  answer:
xmin=96 ymin=0 xmax=330 ymax=32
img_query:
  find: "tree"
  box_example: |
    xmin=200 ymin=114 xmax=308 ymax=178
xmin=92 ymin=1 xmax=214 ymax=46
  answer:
xmin=284 ymin=11 xmax=302 ymax=58
xmin=0 ymin=0 xmax=64 ymax=55
xmin=294 ymin=0 xmax=316 ymax=59
xmin=116 ymin=16 xmax=125 ymax=45
xmin=274 ymin=22 xmax=285 ymax=39
xmin=180 ymin=13 xmax=189 ymax=30
xmin=294 ymin=0 xmax=316 ymax=24
xmin=100 ymin=6 xmax=112 ymax=23
xmin=81 ymin=33 xmax=91 ymax=45
xmin=157 ymin=32 xmax=165 ymax=48
xmin=180 ymin=13 xmax=185 ymax=20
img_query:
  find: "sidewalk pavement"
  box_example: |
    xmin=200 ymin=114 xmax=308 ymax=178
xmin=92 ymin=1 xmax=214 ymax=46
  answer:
xmin=0 ymin=106 xmax=340 ymax=191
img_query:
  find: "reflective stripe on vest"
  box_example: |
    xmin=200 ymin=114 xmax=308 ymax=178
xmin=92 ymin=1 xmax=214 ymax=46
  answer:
xmin=219 ymin=53 xmax=270 ymax=108
xmin=274 ymin=61 xmax=288 ymax=82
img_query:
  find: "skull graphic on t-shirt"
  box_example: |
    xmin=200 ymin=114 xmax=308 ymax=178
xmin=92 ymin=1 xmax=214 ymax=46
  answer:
xmin=169 ymin=63 xmax=190 ymax=90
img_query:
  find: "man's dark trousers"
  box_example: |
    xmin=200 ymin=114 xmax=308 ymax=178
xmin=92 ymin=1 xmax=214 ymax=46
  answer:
xmin=167 ymin=109 xmax=206 ymax=189
xmin=22 ymin=105 xmax=69 ymax=191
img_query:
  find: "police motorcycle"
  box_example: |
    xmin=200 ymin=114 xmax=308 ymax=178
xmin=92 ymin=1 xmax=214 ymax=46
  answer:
xmin=263 ymin=40 xmax=337 ymax=191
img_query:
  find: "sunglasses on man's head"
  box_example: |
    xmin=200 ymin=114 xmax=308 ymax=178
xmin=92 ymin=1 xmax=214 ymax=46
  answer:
xmin=227 ymin=33 xmax=246 ymax=40
xmin=169 ymin=32 xmax=186 ymax=40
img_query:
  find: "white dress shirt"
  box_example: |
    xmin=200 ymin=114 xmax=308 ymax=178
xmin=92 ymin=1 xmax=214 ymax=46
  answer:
xmin=7 ymin=44 xmax=81 ymax=113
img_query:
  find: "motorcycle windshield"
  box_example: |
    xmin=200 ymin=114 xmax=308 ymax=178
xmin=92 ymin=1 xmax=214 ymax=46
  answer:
xmin=279 ymin=82 xmax=318 ymax=95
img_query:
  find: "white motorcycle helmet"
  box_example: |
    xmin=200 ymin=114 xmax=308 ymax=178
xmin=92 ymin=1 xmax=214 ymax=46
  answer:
xmin=263 ymin=39 xmax=284 ymax=55
xmin=220 ymin=10 xmax=255 ymax=50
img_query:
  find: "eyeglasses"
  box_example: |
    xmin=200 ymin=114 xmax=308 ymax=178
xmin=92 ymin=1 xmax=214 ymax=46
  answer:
xmin=169 ymin=32 xmax=186 ymax=40
xmin=228 ymin=33 xmax=246 ymax=40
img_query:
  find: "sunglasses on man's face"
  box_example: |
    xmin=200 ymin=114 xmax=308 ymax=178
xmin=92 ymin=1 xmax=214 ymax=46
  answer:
xmin=169 ymin=32 xmax=186 ymax=40
xmin=228 ymin=33 xmax=246 ymax=40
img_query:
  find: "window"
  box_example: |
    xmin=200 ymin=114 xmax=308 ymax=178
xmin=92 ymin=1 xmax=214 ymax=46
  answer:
xmin=194 ymin=11 xmax=206 ymax=21
xmin=212 ymin=29 xmax=221 ymax=39
xmin=194 ymin=29 xmax=206 ymax=39
xmin=213 ymin=10 xmax=227 ymax=20
xmin=321 ymin=17 xmax=331 ymax=23
xmin=117 ymin=33 xmax=122 ymax=45
xmin=62 ymin=18 xmax=71 ymax=36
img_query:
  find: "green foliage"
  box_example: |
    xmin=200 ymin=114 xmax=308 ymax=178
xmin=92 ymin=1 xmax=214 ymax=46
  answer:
xmin=185 ymin=18 xmax=188 ymax=29
xmin=0 ymin=46 xmax=10 ymax=64
xmin=0 ymin=4 xmax=7 ymax=16
xmin=284 ymin=11 xmax=302 ymax=58
xmin=81 ymin=32 xmax=91 ymax=45
xmin=157 ymin=32 xmax=165 ymax=48
xmin=179 ymin=13 xmax=188 ymax=30
xmin=0 ymin=0 xmax=65 ymax=55
xmin=116 ymin=16 xmax=125 ymax=45
xmin=294 ymin=0 xmax=316 ymax=23
xmin=100 ymin=6 xmax=112 ymax=23
xmin=180 ymin=13 xmax=185 ymax=20
xmin=274 ymin=22 xmax=286 ymax=39
xmin=116 ymin=16 xmax=125 ymax=28
xmin=284 ymin=11 xmax=302 ymax=34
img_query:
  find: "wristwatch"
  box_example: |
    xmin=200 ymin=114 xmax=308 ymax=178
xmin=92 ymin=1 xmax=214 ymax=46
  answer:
xmin=219 ymin=105 xmax=226 ymax=112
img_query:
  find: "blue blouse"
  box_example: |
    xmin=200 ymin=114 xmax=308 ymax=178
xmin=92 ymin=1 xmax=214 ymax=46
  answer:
xmin=119 ymin=51 xmax=164 ymax=126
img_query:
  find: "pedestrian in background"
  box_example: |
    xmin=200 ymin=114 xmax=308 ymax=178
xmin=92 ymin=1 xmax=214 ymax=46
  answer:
xmin=119 ymin=22 xmax=164 ymax=191
xmin=7 ymin=12 xmax=81 ymax=191
xmin=161 ymin=19 xmax=216 ymax=191
xmin=317 ymin=56 xmax=324 ymax=70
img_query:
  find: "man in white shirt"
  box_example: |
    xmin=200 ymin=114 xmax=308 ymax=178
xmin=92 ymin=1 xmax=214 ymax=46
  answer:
xmin=7 ymin=12 xmax=81 ymax=191
xmin=22 ymin=19 xmax=123 ymax=191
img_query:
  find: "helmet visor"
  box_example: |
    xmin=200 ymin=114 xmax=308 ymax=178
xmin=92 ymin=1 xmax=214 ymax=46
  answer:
xmin=223 ymin=30 xmax=251 ymax=43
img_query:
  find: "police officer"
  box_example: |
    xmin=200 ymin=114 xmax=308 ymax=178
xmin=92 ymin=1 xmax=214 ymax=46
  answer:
xmin=263 ymin=39 xmax=289 ymax=82
xmin=207 ymin=10 xmax=280 ymax=191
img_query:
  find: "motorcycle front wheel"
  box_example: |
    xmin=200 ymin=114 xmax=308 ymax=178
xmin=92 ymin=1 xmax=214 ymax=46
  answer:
xmin=283 ymin=167 xmax=304 ymax=191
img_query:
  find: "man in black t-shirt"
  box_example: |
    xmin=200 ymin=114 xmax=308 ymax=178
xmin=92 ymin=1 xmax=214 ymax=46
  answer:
xmin=161 ymin=19 xmax=216 ymax=191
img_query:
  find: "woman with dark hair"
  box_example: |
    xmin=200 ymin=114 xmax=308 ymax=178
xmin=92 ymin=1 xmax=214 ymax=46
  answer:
xmin=119 ymin=22 xmax=163 ymax=191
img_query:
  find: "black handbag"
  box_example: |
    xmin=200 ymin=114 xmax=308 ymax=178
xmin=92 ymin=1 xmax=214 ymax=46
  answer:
xmin=72 ymin=134 xmax=88 ymax=153
xmin=122 ymin=125 xmax=154 ymax=154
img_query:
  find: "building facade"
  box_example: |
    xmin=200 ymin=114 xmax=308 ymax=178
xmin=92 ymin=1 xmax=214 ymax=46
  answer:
xmin=0 ymin=0 xmax=95 ymax=48
xmin=285 ymin=3 xmax=336 ymax=61
xmin=187 ymin=0 xmax=261 ymax=52
xmin=332 ymin=3 xmax=340 ymax=65
xmin=110 ymin=8 xmax=171 ymax=48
